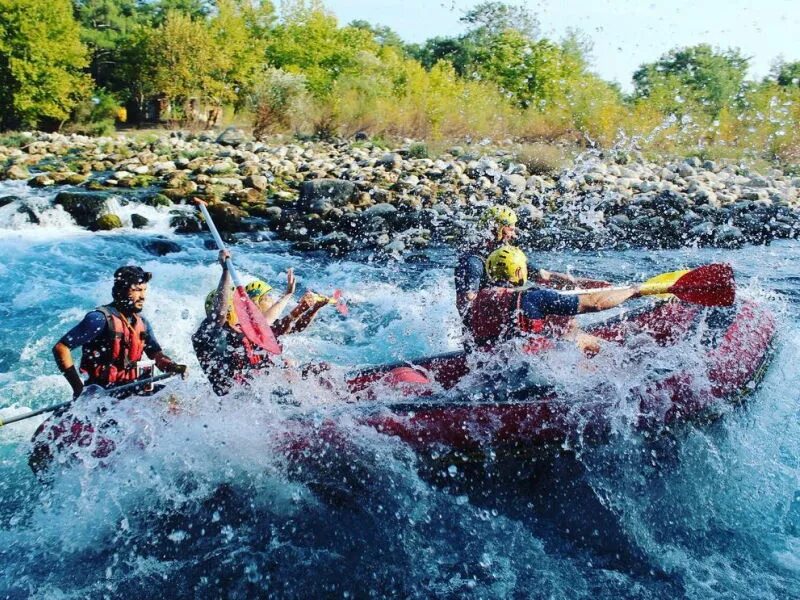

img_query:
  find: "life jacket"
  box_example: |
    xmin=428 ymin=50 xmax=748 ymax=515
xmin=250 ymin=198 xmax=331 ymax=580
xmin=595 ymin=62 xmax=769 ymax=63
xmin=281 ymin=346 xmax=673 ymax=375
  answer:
xmin=229 ymin=329 xmax=275 ymax=384
xmin=80 ymin=305 xmax=146 ymax=386
xmin=468 ymin=287 xmax=561 ymax=352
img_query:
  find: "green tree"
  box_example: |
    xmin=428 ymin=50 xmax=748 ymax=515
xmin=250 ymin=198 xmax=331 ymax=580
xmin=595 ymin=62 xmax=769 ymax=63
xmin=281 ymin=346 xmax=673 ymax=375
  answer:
xmin=460 ymin=1 xmax=539 ymax=39
xmin=0 ymin=0 xmax=91 ymax=129
xmin=265 ymin=3 xmax=377 ymax=97
xmin=348 ymin=20 xmax=406 ymax=51
xmin=209 ymin=0 xmax=275 ymax=110
xmin=632 ymin=44 xmax=749 ymax=116
xmin=772 ymin=60 xmax=800 ymax=87
xmin=73 ymin=0 xmax=148 ymax=92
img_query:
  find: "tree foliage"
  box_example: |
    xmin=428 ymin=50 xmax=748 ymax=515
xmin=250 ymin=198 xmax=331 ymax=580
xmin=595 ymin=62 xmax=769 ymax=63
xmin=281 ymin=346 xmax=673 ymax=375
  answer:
xmin=632 ymin=44 xmax=749 ymax=116
xmin=0 ymin=0 xmax=91 ymax=129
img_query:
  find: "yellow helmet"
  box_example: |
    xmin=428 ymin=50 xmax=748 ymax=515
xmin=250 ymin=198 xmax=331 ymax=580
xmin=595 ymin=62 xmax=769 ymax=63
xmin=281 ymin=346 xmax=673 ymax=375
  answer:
xmin=205 ymin=288 xmax=239 ymax=327
xmin=479 ymin=205 xmax=518 ymax=229
xmin=486 ymin=245 xmax=528 ymax=285
xmin=245 ymin=279 xmax=272 ymax=300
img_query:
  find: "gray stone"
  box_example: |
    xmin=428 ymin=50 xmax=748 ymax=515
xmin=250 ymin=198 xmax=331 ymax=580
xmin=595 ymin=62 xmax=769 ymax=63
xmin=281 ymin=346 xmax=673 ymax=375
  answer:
xmin=677 ymin=163 xmax=696 ymax=178
xmin=362 ymin=203 xmax=397 ymax=219
xmin=747 ymin=175 xmax=770 ymax=188
xmin=740 ymin=189 xmax=768 ymax=201
xmin=498 ymin=173 xmax=527 ymax=193
xmin=299 ymin=179 xmax=356 ymax=209
xmin=714 ymin=224 xmax=744 ymax=246
xmin=689 ymin=221 xmax=714 ymax=238
xmin=216 ymin=127 xmax=248 ymax=146
xmin=54 ymin=191 xmax=110 ymax=227
xmin=378 ymin=153 xmax=403 ymax=170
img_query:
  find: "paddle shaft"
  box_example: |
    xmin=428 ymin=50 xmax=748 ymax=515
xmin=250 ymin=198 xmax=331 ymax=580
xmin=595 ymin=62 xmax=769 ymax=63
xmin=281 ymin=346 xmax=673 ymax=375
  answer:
xmin=0 ymin=373 xmax=176 ymax=427
xmin=196 ymin=203 xmax=245 ymax=288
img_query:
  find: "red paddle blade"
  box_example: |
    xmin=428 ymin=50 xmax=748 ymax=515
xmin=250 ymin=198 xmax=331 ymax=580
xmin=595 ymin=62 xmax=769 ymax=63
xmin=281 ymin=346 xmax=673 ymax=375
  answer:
xmin=669 ymin=263 xmax=735 ymax=307
xmin=232 ymin=287 xmax=282 ymax=354
xmin=332 ymin=289 xmax=349 ymax=316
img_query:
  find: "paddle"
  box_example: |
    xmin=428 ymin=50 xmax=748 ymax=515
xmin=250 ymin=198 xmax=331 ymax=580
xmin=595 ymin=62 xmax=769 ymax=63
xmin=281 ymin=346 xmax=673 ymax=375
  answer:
xmin=194 ymin=199 xmax=281 ymax=355
xmin=563 ymin=263 xmax=736 ymax=307
xmin=0 ymin=372 xmax=176 ymax=428
xmin=309 ymin=289 xmax=349 ymax=316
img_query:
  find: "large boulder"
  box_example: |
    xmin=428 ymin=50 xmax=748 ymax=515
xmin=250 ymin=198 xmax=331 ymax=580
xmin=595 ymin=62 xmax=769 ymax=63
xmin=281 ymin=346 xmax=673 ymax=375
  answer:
xmin=298 ymin=179 xmax=356 ymax=210
xmin=54 ymin=191 xmax=110 ymax=227
xmin=216 ymin=127 xmax=248 ymax=147
xmin=207 ymin=201 xmax=249 ymax=232
xmin=143 ymin=238 xmax=182 ymax=255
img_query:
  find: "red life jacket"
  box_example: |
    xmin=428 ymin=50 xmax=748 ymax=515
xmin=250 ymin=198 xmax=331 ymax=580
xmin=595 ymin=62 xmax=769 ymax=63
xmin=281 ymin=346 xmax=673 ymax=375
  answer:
xmin=80 ymin=305 xmax=146 ymax=386
xmin=469 ymin=287 xmax=564 ymax=352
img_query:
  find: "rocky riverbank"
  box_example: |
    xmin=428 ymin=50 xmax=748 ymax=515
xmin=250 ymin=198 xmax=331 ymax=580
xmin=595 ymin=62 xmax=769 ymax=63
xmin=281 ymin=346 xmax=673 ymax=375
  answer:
xmin=2 ymin=129 xmax=799 ymax=257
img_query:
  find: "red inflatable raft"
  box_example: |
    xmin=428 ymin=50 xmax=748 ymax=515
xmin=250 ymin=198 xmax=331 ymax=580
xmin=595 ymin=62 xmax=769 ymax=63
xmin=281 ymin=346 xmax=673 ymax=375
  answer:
xmin=29 ymin=299 xmax=776 ymax=473
xmin=342 ymin=300 xmax=776 ymax=454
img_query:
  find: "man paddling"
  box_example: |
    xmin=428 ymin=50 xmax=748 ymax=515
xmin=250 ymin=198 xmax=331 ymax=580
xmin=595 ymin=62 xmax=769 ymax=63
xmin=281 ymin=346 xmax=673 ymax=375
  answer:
xmin=455 ymin=205 xmax=587 ymax=330
xmin=469 ymin=246 xmax=640 ymax=355
xmin=52 ymin=265 xmax=187 ymax=398
xmin=193 ymin=250 xmax=330 ymax=396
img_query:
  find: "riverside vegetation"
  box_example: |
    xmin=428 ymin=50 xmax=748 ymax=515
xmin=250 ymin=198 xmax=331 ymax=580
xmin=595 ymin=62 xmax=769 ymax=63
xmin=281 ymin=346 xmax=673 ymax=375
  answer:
xmin=1 ymin=1 xmax=799 ymax=256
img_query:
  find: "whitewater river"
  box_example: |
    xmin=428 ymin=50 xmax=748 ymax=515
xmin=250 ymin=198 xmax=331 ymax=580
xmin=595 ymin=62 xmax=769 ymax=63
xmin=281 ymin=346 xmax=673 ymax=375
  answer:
xmin=0 ymin=180 xmax=798 ymax=598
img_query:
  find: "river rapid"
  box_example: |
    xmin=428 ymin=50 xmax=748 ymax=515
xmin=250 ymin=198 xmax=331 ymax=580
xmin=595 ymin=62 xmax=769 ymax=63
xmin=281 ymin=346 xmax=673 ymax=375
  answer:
xmin=0 ymin=179 xmax=799 ymax=599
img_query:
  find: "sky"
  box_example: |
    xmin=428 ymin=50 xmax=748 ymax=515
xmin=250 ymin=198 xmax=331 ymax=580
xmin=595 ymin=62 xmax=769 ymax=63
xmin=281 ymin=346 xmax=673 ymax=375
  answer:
xmin=320 ymin=0 xmax=800 ymax=91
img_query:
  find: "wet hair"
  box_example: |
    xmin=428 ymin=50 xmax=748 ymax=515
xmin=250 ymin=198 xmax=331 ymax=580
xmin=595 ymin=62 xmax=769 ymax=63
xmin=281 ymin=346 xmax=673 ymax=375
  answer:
xmin=112 ymin=265 xmax=152 ymax=303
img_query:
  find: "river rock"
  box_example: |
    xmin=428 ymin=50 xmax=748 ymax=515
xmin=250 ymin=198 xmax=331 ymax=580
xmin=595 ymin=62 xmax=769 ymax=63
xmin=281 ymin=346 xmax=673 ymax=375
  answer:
xmin=714 ymin=224 xmax=744 ymax=246
xmin=299 ymin=179 xmax=356 ymax=209
xmin=95 ymin=213 xmax=123 ymax=231
xmin=0 ymin=195 xmax=21 ymax=208
xmin=207 ymin=201 xmax=249 ymax=232
xmin=361 ymin=203 xmax=397 ymax=219
xmin=378 ymin=153 xmax=403 ymax=170
xmin=28 ymin=174 xmax=55 ymax=188
xmin=131 ymin=214 xmax=150 ymax=229
xmin=5 ymin=165 xmax=29 ymax=180
xmin=54 ymin=191 xmax=110 ymax=227
xmin=245 ymin=174 xmax=268 ymax=191
xmin=143 ymin=238 xmax=182 ymax=255
xmin=216 ymin=127 xmax=247 ymax=146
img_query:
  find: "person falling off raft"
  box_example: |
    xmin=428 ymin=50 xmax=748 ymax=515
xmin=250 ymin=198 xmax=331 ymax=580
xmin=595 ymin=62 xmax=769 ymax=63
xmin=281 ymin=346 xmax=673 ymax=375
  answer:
xmin=52 ymin=265 xmax=188 ymax=399
xmin=468 ymin=246 xmax=641 ymax=356
xmin=192 ymin=250 xmax=331 ymax=396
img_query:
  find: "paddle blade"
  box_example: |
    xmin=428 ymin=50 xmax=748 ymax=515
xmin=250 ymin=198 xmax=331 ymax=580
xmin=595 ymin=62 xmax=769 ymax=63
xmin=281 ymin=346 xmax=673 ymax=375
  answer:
xmin=332 ymin=289 xmax=349 ymax=316
xmin=669 ymin=263 xmax=736 ymax=307
xmin=232 ymin=287 xmax=282 ymax=354
xmin=639 ymin=269 xmax=691 ymax=299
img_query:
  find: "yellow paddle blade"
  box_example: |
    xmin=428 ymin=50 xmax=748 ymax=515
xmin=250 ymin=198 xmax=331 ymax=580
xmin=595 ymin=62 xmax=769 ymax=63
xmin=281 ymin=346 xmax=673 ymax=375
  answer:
xmin=308 ymin=292 xmax=336 ymax=305
xmin=639 ymin=269 xmax=690 ymax=299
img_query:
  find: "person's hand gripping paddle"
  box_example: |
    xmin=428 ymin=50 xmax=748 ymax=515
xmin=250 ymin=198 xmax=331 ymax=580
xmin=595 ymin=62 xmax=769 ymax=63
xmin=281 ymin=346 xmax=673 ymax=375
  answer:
xmin=194 ymin=199 xmax=281 ymax=355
